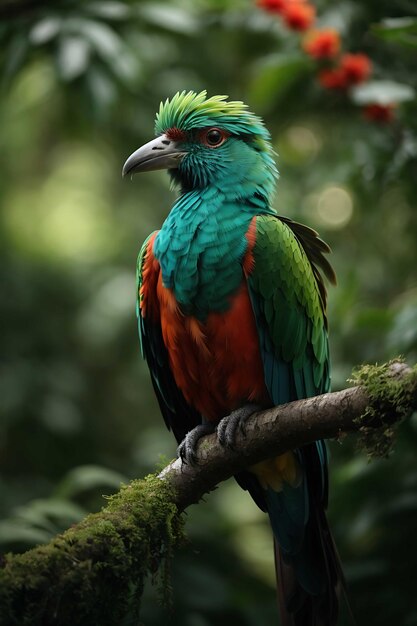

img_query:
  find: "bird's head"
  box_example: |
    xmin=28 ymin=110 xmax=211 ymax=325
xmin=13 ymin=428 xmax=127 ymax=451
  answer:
xmin=123 ymin=91 xmax=278 ymax=198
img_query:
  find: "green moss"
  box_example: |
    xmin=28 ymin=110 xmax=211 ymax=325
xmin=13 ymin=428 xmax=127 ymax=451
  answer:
xmin=0 ymin=473 xmax=185 ymax=626
xmin=349 ymin=359 xmax=417 ymax=460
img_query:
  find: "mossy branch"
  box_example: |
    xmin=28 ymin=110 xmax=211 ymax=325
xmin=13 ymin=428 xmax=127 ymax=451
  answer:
xmin=1 ymin=360 xmax=416 ymax=626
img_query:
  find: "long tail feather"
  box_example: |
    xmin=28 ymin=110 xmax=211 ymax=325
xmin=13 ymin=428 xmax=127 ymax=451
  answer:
xmin=272 ymin=496 xmax=343 ymax=626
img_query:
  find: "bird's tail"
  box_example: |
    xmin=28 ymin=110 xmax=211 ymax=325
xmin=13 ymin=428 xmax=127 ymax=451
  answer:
xmin=272 ymin=504 xmax=342 ymax=626
xmin=262 ymin=443 xmax=344 ymax=626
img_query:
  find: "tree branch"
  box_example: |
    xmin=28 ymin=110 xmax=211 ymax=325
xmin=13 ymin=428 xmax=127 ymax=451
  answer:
xmin=161 ymin=360 xmax=417 ymax=510
xmin=1 ymin=360 xmax=416 ymax=626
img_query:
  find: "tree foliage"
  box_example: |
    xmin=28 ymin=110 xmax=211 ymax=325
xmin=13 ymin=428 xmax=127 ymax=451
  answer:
xmin=1 ymin=1 xmax=417 ymax=625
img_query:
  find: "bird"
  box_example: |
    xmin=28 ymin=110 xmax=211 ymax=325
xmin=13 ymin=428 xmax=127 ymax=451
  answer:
xmin=123 ymin=90 xmax=342 ymax=625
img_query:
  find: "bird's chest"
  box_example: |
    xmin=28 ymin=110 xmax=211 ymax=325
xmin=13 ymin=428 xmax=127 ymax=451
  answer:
xmin=154 ymin=210 xmax=251 ymax=317
xmin=157 ymin=277 xmax=269 ymax=421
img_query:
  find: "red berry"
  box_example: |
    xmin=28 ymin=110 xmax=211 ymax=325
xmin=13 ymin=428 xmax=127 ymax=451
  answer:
xmin=282 ymin=1 xmax=316 ymax=31
xmin=303 ymin=29 xmax=341 ymax=59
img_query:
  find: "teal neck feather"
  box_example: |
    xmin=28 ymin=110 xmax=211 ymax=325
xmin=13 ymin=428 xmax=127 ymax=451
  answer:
xmin=154 ymin=179 xmax=275 ymax=319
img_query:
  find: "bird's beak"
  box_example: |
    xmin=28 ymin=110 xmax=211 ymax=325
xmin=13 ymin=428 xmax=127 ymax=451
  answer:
xmin=122 ymin=134 xmax=187 ymax=177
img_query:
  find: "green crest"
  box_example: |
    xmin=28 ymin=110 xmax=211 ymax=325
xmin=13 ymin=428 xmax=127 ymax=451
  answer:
xmin=155 ymin=90 xmax=272 ymax=153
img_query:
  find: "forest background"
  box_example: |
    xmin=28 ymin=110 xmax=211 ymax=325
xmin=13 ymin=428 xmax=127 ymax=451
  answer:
xmin=1 ymin=0 xmax=417 ymax=624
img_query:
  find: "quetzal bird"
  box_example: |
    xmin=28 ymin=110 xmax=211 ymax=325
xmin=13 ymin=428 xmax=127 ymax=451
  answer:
xmin=123 ymin=91 xmax=342 ymax=625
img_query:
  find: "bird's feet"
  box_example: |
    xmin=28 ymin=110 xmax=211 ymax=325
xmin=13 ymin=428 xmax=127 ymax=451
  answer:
xmin=177 ymin=423 xmax=216 ymax=465
xmin=177 ymin=404 xmax=261 ymax=464
xmin=216 ymin=404 xmax=261 ymax=450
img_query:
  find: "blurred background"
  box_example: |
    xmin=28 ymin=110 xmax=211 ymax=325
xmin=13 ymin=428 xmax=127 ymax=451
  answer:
xmin=1 ymin=0 xmax=417 ymax=624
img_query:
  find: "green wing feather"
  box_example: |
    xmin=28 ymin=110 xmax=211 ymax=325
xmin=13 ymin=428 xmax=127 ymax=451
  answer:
xmin=248 ymin=213 xmax=334 ymax=402
xmin=246 ymin=213 xmax=335 ymax=580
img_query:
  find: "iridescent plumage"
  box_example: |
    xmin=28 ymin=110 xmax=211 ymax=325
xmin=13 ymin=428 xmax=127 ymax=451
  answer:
xmin=126 ymin=91 xmax=341 ymax=625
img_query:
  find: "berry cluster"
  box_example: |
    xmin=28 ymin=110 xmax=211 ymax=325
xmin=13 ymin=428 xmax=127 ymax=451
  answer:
xmin=256 ymin=0 xmax=395 ymax=123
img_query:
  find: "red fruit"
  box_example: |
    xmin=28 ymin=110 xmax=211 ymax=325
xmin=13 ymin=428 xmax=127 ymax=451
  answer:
xmin=363 ymin=103 xmax=395 ymax=123
xmin=256 ymin=0 xmax=287 ymax=13
xmin=340 ymin=53 xmax=372 ymax=85
xmin=318 ymin=68 xmax=348 ymax=90
xmin=319 ymin=52 xmax=372 ymax=90
xmin=282 ymin=1 xmax=316 ymax=31
xmin=303 ymin=29 xmax=341 ymax=59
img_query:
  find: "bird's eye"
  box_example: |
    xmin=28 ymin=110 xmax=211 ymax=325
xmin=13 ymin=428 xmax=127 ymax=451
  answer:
xmin=201 ymin=128 xmax=228 ymax=148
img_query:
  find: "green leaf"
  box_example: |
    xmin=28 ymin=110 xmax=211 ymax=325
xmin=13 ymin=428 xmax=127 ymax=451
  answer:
xmin=0 ymin=521 xmax=51 ymax=547
xmin=63 ymin=17 xmax=123 ymax=59
xmin=12 ymin=505 xmax=56 ymax=533
xmin=14 ymin=499 xmax=86 ymax=528
xmin=57 ymin=36 xmax=91 ymax=80
xmin=136 ymin=3 xmax=199 ymax=35
xmin=351 ymin=80 xmax=415 ymax=105
xmin=248 ymin=54 xmax=312 ymax=112
xmin=55 ymin=465 xmax=127 ymax=499
xmin=85 ymin=1 xmax=130 ymax=20
xmin=62 ymin=17 xmax=139 ymax=83
xmin=29 ymin=17 xmax=62 ymax=45
xmin=372 ymin=17 xmax=417 ymax=48
xmin=387 ymin=298 xmax=417 ymax=357
xmin=86 ymin=66 xmax=117 ymax=109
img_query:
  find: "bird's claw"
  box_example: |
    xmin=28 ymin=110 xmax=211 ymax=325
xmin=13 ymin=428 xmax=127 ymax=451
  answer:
xmin=177 ymin=423 xmax=216 ymax=465
xmin=216 ymin=404 xmax=260 ymax=450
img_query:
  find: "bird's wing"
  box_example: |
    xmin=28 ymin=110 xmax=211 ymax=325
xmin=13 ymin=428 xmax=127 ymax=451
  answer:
xmin=137 ymin=232 xmax=201 ymax=443
xmin=246 ymin=213 xmax=334 ymax=406
xmin=245 ymin=213 xmax=337 ymax=593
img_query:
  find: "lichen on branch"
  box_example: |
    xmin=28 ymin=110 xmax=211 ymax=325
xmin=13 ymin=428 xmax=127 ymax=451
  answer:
xmin=0 ymin=475 xmax=185 ymax=626
xmin=349 ymin=359 xmax=417 ymax=459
